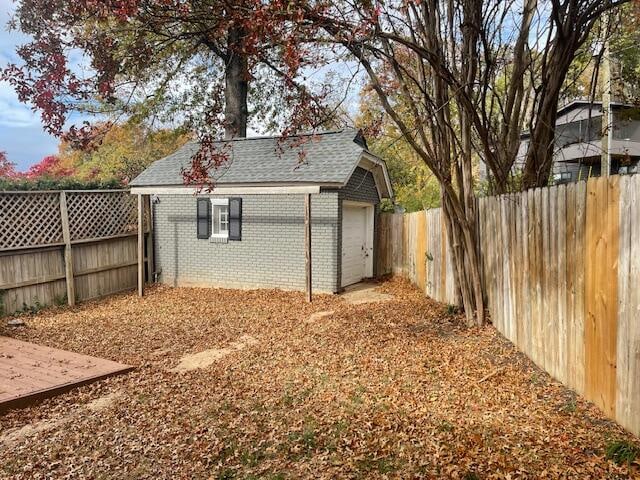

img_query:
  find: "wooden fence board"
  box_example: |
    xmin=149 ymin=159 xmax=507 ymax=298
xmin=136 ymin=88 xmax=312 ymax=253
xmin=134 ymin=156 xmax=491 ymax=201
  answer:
xmin=557 ymin=185 xmax=568 ymax=385
xmin=585 ymin=177 xmax=619 ymax=417
xmin=521 ymin=191 xmax=531 ymax=355
xmin=574 ymin=180 xmax=587 ymax=395
xmin=439 ymin=211 xmax=447 ymax=302
xmin=565 ymin=183 xmax=577 ymax=391
xmin=616 ymin=174 xmax=640 ymax=434
xmin=604 ymin=176 xmax=620 ymax=418
xmin=549 ymin=186 xmax=559 ymax=379
xmin=532 ymin=188 xmax=543 ymax=366
xmin=416 ymin=212 xmax=427 ymax=291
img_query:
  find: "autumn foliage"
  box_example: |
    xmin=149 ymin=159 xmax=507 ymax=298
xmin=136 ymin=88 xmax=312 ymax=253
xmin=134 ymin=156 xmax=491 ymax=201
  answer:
xmin=0 ymin=152 xmax=18 ymax=179
xmin=2 ymin=0 xmax=337 ymax=143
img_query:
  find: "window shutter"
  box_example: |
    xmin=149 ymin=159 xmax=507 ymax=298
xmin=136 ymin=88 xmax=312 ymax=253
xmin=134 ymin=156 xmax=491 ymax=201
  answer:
xmin=196 ymin=198 xmax=211 ymax=239
xmin=229 ymin=197 xmax=242 ymax=241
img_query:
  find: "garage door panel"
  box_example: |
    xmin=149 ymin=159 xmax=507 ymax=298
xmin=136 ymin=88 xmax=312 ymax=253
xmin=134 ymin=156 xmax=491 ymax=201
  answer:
xmin=341 ymin=205 xmax=367 ymax=287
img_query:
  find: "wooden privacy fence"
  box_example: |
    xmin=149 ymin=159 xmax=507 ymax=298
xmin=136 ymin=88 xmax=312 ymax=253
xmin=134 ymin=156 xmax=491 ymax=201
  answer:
xmin=377 ymin=175 xmax=640 ymax=437
xmin=0 ymin=190 xmax=152 ymax=316
xmin=376 ymin=208 xmax=457 ymax=305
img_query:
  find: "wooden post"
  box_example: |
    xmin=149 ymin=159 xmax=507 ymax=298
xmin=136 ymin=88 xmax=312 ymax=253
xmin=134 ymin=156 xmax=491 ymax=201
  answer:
xmin=305 ymin=193 xmax=312 ymax=302
xmin=137 ymin=194 xmax=144 ymax=297
xmin=59 ymin=191 xmax=75 ymax=306
xmin=145 ymin=195 xmax=154 ymax=283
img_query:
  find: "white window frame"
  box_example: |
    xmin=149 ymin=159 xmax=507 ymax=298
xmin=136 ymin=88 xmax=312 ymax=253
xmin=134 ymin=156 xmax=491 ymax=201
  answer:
xmin=210 ymin=198 xmax=230 ymax=239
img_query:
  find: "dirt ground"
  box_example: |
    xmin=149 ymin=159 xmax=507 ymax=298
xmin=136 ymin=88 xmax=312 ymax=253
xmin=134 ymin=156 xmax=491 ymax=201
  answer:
xmin=1 ymin=278 xmax=638 ymax=479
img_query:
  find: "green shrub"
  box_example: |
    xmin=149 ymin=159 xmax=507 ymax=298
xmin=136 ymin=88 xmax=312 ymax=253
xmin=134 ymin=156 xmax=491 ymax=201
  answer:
xmin=0 ymin=177 xmax=123 ymax=191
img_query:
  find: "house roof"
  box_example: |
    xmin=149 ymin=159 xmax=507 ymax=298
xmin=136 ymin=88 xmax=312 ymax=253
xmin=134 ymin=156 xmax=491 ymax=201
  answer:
xmin=130 ymin=129 xmax=388 ymax=191
xmin=520 ymin=100 xmax=639 ymax=139
xmin=555 ymin=99 xmax=637 ymax=118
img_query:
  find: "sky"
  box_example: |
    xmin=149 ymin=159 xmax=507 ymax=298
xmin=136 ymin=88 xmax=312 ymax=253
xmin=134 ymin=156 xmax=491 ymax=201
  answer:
xmin=0 ymin=0 xmax=59 ymax=171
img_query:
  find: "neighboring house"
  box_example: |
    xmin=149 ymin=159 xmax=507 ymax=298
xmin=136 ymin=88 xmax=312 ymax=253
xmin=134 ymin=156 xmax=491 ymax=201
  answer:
xmin=515 ymin=100 xmax=640 ymax=184
xmin=130 ymin=129 xmax=393 ymax=293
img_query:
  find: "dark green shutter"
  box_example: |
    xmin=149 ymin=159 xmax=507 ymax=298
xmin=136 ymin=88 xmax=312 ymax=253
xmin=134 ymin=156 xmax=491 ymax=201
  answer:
xmin=229 ymin=198 xmax=242 ymax=240
xmin=196 ymin=198 xmax=210 ymax=239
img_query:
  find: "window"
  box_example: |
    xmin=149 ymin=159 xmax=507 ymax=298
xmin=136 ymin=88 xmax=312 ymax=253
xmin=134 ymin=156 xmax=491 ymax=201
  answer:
xmin=211 ymin=198 xmax=229 ymax=239
xmin=553 ymin=171 xmax=572 ymax=184
xmin=555 ymin=118 xmax=601 ymax=147
xmin=195 ymin=197 xmax=242 ymax=242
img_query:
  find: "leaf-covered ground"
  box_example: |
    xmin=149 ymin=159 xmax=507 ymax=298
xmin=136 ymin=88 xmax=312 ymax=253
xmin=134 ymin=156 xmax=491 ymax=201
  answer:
xmin=1 ymin=278 xmax=638 ymax=479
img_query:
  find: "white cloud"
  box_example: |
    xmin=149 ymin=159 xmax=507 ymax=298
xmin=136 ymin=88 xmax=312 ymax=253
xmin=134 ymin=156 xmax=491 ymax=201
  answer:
xmin=0 ymin=81 xmax=43 ymax=128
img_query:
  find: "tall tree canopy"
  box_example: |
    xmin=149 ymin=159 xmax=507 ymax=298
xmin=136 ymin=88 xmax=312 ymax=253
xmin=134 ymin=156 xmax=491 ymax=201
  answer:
xmin=2 ymin=0 xmax=339 ymax=145
xmin=56 ymin=121 xmax=191 ymax=183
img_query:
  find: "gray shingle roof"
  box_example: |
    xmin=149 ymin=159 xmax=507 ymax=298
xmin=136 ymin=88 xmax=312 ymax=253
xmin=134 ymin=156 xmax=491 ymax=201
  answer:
xmin=130 ymin=129 xmax=368 ymax=187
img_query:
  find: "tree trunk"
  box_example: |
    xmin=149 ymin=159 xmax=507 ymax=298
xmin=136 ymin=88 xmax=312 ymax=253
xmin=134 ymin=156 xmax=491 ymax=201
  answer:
xmin=224 ymin=26 xmax=248 ymax=139
xmin=441 ymin=190 xmax=485 ymax=327
xmin=522 ymin=26 xmax=583 ymax=189
xmin=522 ymin=87 xmax=562 ymax=188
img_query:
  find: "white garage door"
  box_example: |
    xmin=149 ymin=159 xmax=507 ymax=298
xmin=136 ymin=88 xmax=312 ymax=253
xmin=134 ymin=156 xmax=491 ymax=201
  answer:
xmin=341 ymin=205 xmax=369 ymax=287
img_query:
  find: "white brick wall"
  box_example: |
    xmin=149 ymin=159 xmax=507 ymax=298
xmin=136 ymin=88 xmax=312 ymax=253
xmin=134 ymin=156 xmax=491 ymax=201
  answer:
xmin=153 ymin=193 xmax=340 ymax=292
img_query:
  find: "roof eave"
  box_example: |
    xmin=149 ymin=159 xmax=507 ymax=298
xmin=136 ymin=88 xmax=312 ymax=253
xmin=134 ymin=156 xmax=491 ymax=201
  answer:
xmin=129 ymin=183 xmax=343 ymax=195
xmin=356 ymin=151 xmax=394 ymax=200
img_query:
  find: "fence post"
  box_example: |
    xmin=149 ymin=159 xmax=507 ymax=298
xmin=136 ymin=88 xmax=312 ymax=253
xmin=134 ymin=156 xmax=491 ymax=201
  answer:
xmin=145 ymin=195 xmax=154 ymax=283
xmin=137 ymin=194 xmax=144 ymax=297
xmin=305 ymin=193 xmax=312 ymax=302
xmin=59 ymin=191 xmax=76 ymax=306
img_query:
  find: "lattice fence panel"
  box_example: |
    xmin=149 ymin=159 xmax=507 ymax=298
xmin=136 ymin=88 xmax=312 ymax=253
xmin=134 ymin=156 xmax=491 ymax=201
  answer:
xmin=0 ymin=193 xmax=63 ymax=249
xmin=67 ymin=191 xmax=138 ymax=241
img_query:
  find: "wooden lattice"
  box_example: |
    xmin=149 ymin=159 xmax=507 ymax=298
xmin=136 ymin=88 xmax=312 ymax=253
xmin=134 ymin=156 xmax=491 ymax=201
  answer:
xmin=67 ymin=191 xmax=138 ymax=241
xmin=0 ymin=193 xmax=63 ymax=249
xmin=0 ymin=190 xmax=142 ymax=251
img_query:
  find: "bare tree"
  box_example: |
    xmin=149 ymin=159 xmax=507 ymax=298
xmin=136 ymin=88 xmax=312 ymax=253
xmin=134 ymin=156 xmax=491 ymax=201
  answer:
xmin=309 ymin=0 xmax=626 ymax=325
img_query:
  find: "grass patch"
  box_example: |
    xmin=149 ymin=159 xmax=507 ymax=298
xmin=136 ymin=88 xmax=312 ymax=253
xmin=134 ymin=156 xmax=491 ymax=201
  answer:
xmin=283 ymin=423 xmax=318 ymax=459
xmin=560 ymin=398 xmax=577 ymax=413
xmin=444 ymin=304 xmax=460 ymax=316
xmin=463 ymin=472 xmax=481 ymax=480
xmin=240 ymin=447 xmax=267 ymax=467
xmin=437 ymin=420 xmax=455 ymax=433
xmin=605 ymin=439 xmax=639 ymax=466
xmin=216 ymin=469 xmax=235 ymax=480
xmin=356 ymin=455 xmax=397 ymax=474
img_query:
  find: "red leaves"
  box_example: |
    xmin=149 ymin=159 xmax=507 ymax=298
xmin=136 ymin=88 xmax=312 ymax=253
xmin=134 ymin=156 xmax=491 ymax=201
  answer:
xmin=62 ymin=122 xmax=113 ymax=151
xmin=181 ymin=134 xmax=231 ymax=189
xmin=24 ymin=155 xmax=75 ymax=179
xmin=0 ymin=152 xmax=18 ymax=179
xmin=0 ymin=153 xmax=76 ymax=181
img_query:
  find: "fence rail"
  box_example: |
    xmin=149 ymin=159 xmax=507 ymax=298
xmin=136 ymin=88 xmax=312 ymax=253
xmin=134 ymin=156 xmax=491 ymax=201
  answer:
xmin=0 ymin=190 xmax=151 ymax=315
xmin=377 ymin=175 xmax=640 ymax=437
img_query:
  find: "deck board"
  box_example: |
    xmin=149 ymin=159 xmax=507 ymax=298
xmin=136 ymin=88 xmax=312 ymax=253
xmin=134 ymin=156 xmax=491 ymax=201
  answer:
xmin=0 ymin=336 xmax=132 ymax=412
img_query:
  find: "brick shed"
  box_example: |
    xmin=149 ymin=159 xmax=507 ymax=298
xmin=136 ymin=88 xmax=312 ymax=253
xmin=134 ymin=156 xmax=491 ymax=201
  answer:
xmin=130 ymin=129 xmax=393 ymax=293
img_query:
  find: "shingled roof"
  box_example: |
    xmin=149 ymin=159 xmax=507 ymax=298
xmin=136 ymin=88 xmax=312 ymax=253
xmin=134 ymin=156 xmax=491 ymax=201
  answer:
xmin=130 ymin=129 xmax=379 ymax=187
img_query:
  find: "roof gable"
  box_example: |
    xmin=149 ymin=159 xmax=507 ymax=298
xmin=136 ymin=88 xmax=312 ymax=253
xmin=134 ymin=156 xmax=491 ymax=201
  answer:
xmin=130 ymin=129 xmax=367 ymax=187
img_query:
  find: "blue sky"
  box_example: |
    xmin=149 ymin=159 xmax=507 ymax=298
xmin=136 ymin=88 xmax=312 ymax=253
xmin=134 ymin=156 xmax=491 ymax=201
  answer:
xmin=0 ymin=0 xmax=59 ymax=171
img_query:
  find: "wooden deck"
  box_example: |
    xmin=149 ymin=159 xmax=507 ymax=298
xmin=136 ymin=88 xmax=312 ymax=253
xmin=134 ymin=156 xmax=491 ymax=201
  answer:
xmin=0 ymin=336 xmax=132 ymax=412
